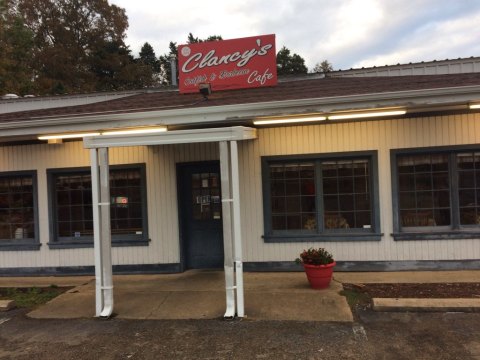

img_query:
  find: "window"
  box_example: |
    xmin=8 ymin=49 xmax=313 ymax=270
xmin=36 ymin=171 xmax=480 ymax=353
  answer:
xmin=0 ymin=171 xmax=40 ymax=250
xmin=392 ymin=147 xmax=480 ymax=240
xmin=48 ymin=164 xmax=148 ymax=248
xmin=262 ymin=152 xmax=381 ymax=242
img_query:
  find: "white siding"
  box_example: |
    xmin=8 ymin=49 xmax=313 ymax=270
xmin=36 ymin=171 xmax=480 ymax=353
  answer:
xmin=239 ymin=113 xmax=480 ymax=263
xmin=0 ymin=141 xmax=217 ymax=268
xmin=1 ymin=113 xmax=480 ymax=269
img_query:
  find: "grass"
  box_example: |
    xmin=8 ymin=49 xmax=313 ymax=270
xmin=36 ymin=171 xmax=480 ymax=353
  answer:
xmin=0 ymin=285 xmax=69 ymax=308
xmin=339 ymin=286 xmax=372 ymax=309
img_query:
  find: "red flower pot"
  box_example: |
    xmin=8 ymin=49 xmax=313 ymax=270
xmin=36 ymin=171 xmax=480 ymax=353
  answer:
xmin=303 ymin=262 xmax=336 ymax=289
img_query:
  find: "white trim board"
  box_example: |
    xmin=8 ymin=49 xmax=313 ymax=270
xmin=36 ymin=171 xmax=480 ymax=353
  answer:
xmin=83 ymin=126 xmax=257 ymax=149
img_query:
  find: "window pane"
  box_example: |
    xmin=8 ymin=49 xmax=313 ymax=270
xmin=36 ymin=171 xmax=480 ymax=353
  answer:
xmin=272 ymin=215 xmax=286 ymax=230
xmin=285 ymin=197 xmax=301 ymax=212
xmin=52 ymin=167 xmax=145 ymax=240
xmin=457 ymin=152 xmax=480 ymax=225
xmin=323 ymin=195 xmax=338 ymax=212
xmin=0 ymin=174 xmax=35 ymax=241
xmin=460 ymin=208 xmax=480 ymax=225
xmin=271 ymin=197 xmax=286 ymax=213
xmin=398 ymin=153 xmax=450 ymax=228
xmin=399 ymin=192 xmax=415 ymax=209
xmin=286 ymin=215 xmax=301 ymax=230
xmin=322 ymin=178 xmax=337 ymax=195
xmin=271 ymin=180 xmax=285 ymax=196
xmin=322 ymin=159 xmax=371 ymax=229
xmin=268 ymin=163 xmax=315 ymax=231
xmin=285 ymin=180 xmax=300 ymax=195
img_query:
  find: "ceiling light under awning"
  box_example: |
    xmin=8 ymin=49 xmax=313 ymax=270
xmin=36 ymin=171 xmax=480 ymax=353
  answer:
xmin=102 ymin=127 xmax=167 ymax=136
xmin=327 ymin=109 xmax=406 ymax=120
xmin=38 ymin=127 xmax=168 ymax=140
xmin=253 ymin=115 xmax=327 ymax=125
xmin=38 ymin=132 xmax=101 ymax=140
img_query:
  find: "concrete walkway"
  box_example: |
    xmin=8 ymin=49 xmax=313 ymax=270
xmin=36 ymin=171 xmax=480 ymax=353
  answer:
xmin=25 ymin=271 xmax=353 ymax=322
xmin=4 ymin=270 xmax=479 ymax=321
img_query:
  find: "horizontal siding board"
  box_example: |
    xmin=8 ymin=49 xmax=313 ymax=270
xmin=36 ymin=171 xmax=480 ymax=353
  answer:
xmin=1 ymin=114 xmax=480 ymax=269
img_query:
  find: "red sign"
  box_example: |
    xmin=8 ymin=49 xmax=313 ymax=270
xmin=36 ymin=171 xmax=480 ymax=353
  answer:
xmin=178 ymin=34 xmax=277 ymax=94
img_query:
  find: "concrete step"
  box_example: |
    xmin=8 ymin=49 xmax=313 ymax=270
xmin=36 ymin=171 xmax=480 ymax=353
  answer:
xmin=372 ymin=298 xmax=480 ymax=312
xmin=0 ymin=300 xmax=15 ymax=312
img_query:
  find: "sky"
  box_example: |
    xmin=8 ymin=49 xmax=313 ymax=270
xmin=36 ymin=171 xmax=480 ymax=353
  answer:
xmin=110 ymin=0 xmax=480 ymax=71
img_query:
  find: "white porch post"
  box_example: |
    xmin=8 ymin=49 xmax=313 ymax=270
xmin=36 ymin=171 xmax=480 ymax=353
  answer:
xmin=230 ymin=140 xmax=244 ymax=317
xmin=219 ymin=140 xmax=236 ymax=318
xmin=91 ymin=147 xmax=114 ymax=318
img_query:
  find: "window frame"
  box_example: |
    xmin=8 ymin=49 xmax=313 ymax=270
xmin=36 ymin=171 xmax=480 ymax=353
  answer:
xmin=391 ymin=145 xmax=480 ymax=240
xmin=47 ymin=164 xmax=149 ymax=249
xmin=262 ymin=151 xmax=382 ymax=243
xmin=0 ymin=170 xmax=40 ymax=251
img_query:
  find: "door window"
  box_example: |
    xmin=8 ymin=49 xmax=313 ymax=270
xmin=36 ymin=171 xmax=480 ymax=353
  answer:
xmin=191 ymin=172 xmax=221 ymax=220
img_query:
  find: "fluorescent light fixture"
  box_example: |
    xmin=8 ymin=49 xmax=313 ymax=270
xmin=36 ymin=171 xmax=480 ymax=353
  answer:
xmin=102 ymin=127 xmax=167 ymax=136
xmin=253 ymin=115 xmax=326 ymax=125
xmin=328 ymin=110 xmax=406 ymax=120
xmin=470 ymin=104 xmax=480 ymax=109
xmin=38 ymin=132 xmax=100 ymax=140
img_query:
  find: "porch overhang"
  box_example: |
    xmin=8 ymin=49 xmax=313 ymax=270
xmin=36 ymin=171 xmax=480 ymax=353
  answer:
xmin=83 ymin=126 xmax=256 ymax=148
xmin=85 ymin=126 xmax=256 ymax=319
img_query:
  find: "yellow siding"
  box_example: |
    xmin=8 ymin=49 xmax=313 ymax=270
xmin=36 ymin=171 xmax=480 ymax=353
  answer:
xmin=1 ymin=113 xmax=480 ymax=269
xmin=240 ymin=113 xmax=480 ymax=262
xmin=0 ymin=141 xmax=217 ymax=268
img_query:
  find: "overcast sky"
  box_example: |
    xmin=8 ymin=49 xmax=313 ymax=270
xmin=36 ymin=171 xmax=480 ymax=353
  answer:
xmin=110 ymin=0 xmax=480 ymax=71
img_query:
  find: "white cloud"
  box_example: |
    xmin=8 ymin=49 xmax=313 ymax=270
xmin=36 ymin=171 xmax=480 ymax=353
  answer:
xmin=352 ymin=11 xmax=480 ymax=68
xmin=110 ymin=0 xmax=480 ymax=71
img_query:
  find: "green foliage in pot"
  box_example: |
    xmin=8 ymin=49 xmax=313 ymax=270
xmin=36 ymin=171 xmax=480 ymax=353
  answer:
xmin=296 ymin=247 xmax=334 ymax=266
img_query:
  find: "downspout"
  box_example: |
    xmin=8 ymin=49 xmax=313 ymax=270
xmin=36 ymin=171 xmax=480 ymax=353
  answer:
xmin=91 ymin=149 xmax=103 ymax=317
xmin=91 ymin=147 xmax=114 ymax=318
xmin=98 ymin=147 xmax=114 ymax=318
xmin=230 ymin=141 xmax=245 ymax=317
xmin=219 ymin=141 xmax=236 ymax=319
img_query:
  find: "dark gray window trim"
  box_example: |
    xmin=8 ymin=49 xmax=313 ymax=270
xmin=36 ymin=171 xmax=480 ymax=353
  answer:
xmin=391 ymin=144 xmax=480 ymax=240
xmin=261 ymin=150 xmax=381 ymax=242
xmin=0 ymin=170 xmax=40 ymax=251
xmin=47 ymin=164 xmax=149 ymax=249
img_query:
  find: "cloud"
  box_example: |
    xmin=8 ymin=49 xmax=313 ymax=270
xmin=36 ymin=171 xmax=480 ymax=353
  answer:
xmin=110 ymin=0 xmax=480 ymax=71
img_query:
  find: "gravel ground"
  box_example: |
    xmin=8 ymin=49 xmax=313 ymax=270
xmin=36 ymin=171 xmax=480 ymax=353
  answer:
xmin=1 ymin=308 xmax=480 ymax=359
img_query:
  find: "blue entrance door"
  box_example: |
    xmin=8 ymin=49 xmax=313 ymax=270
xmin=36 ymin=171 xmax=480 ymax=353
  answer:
xmin=177 ymin=162 xmax=224 ymax=269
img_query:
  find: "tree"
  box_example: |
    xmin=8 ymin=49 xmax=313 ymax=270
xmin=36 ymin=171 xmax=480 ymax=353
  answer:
xmin=187 ymin=32 xmax=222 ymax=44
xmin=139 ymin=42 xmax=159 ymax=72
xmin=6 ymin=0 xmax=131 ymax=94
xmin=313 ymin=60 xmax=333 ymax=75
xmin=276 ymin=46 xmax=308 ymax=75
xmin=158 ymin=33 xmax=223 ymax=85
xmin=138 ymin=42 xmax=161 ymax=86
xmin=0 ymin=14 xmax=35 ymax=95
xmin=158 ymin=41 xmax=178 ymax=85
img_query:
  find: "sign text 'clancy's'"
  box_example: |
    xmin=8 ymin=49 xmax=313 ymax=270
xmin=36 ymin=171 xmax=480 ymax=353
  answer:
xmin=178 ymin=34 xmax=277 ymax=93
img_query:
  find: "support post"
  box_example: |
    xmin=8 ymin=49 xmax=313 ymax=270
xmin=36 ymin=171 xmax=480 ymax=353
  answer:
xmin=219 ymin=141 xmax=235 ymax=319
xmin=230 ymin=141 xmax=244 ymax=317
xmin=90 ymin=149 xmax=102 ymax=317
xmin=91 ymin=147 xmax=114 ymax=318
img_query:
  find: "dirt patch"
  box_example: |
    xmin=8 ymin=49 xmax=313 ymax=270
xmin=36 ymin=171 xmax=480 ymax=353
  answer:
xmin=345 ymin=282 xmax=480 ymax=299
xmin=340 ymin=282 xmax=480 ymax=316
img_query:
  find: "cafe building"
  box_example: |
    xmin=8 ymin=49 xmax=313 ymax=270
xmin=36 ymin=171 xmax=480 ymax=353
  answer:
xmin=1 ymin=35 xmax=480 ymax=317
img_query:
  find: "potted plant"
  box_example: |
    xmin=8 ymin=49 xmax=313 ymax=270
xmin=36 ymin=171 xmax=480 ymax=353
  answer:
xmin=296 ymin=247 xmax=336 ymax=289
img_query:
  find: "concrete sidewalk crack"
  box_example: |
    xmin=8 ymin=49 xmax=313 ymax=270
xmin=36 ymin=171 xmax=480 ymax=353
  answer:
xmin=146 ymin=291 xmax=172 ymax=319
